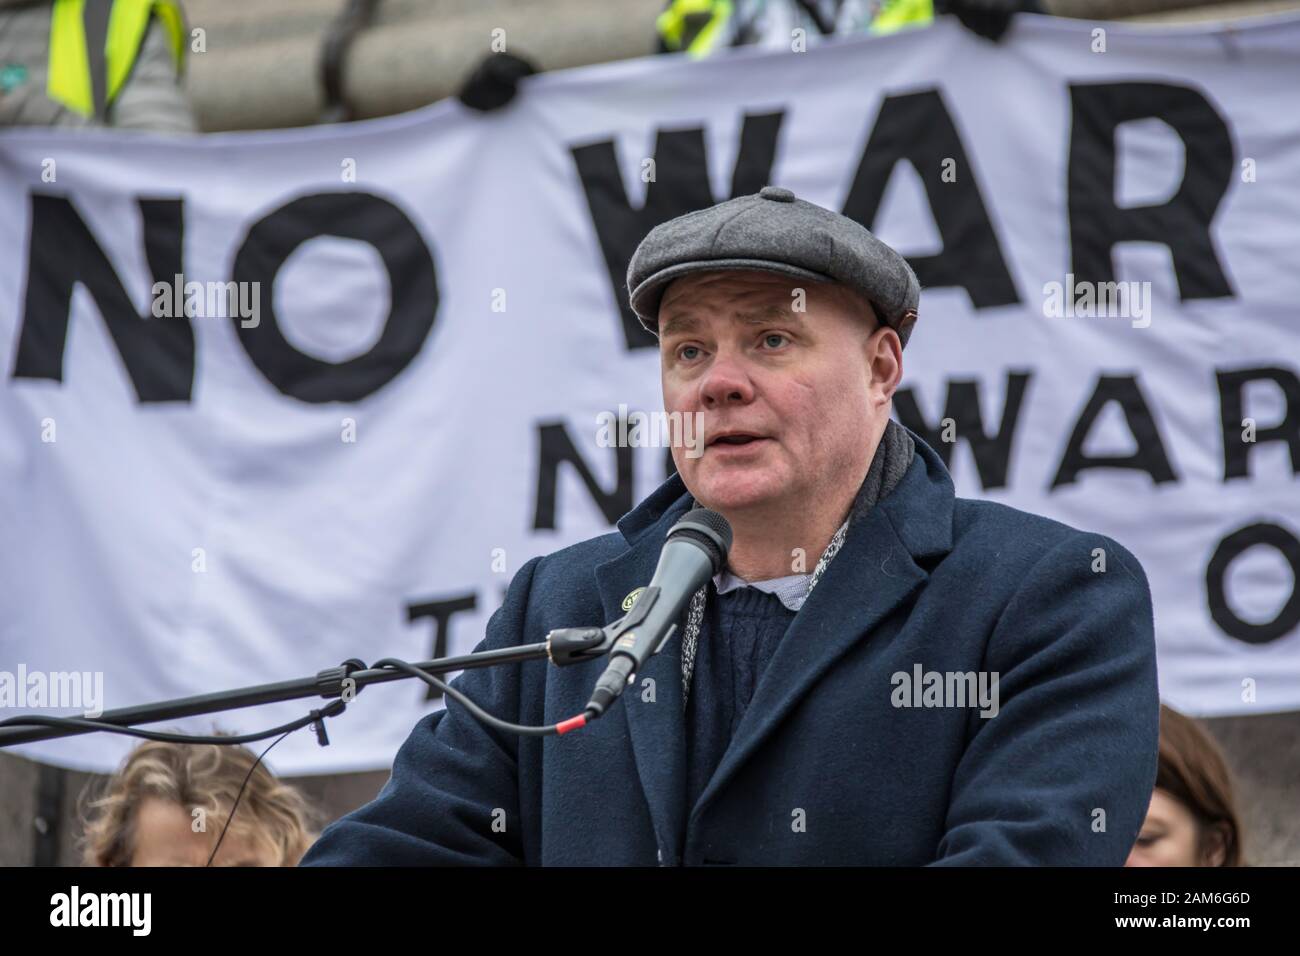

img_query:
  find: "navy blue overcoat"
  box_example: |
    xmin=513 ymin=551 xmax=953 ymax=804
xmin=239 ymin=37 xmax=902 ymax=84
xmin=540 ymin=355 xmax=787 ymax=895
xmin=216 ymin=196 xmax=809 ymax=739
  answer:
xmin=302 ymin=431 xmax=1159 ymax=866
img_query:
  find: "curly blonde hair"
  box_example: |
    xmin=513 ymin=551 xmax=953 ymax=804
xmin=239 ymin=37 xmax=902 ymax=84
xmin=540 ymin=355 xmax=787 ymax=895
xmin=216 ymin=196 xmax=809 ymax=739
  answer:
xmin=80 ymin=739 xmax=319 ymax=866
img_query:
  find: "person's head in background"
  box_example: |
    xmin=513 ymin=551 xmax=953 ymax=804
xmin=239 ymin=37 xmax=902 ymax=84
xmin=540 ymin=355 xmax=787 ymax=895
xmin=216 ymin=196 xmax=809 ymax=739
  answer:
xmin=81 ymin=739 xmax=318 ymax=866
xmin=1126 ymin=704 xmax=1244 ymax=867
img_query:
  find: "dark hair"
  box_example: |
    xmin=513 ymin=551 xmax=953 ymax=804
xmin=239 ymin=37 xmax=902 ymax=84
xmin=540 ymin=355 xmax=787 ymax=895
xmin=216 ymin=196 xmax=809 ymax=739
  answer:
xmin=1155 ymin=704 xmax=1245 ymax=866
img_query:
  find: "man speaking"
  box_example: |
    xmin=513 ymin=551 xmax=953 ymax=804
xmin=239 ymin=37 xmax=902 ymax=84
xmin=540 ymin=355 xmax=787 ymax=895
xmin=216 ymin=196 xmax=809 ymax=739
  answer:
xmin=301 ymin=186 xmax=1160 ymax=866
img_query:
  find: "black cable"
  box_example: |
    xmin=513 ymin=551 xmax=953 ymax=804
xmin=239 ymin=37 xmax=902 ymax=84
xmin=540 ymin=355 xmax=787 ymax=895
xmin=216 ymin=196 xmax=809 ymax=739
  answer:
xmin=370 ymin=658 xmax=595 ymax=737
xmin=205 ymin=730 xmax=291 ymax=867
xmin=0 ymin=702 xmax=346 ymax=746
xmin=1 ymin=652 xmax=592 ymax=765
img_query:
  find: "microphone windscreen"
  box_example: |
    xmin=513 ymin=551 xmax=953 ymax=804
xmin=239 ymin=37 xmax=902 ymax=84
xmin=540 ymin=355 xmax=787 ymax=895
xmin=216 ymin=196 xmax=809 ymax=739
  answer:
xmin=669 ymin=508 xmax=733 ymax=571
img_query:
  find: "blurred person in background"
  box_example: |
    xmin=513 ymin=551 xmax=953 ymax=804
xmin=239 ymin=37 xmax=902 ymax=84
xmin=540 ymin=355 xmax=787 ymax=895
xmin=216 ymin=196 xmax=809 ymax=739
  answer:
xmin=80 ymin=739 xmax=319 ymax=866
xmin=0 ymin=0 xmax=192 ymax=129
xmin=1125 ymin=704 xmax=1245 ymax=867
xmin=459 ymin=0 xmax=1043 ymax=116
xmin=654 ymin=0 xmax=1041 ymax=56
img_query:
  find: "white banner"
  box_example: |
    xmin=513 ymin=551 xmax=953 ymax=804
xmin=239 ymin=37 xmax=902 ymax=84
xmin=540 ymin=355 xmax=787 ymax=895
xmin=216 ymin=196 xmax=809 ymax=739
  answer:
xmin=2 ymin=15 xmax=1298 ymax=774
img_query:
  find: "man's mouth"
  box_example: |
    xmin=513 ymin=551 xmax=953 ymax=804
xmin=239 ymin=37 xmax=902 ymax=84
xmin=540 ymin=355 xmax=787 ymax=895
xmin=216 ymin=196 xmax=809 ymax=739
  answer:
xmin=706 ymin=431 xmax=770 ymax=449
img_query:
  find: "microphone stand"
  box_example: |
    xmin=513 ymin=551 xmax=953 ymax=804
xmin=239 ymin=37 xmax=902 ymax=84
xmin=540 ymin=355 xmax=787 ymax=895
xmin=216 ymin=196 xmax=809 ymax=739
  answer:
xmin=0 ymin=626 xmax=615 ymax=749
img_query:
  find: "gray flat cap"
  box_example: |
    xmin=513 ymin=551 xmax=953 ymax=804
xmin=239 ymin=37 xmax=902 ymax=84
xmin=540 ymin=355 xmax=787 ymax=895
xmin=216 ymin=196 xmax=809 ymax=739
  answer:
xmin=627 ymin=185 xmax=921 ymax=346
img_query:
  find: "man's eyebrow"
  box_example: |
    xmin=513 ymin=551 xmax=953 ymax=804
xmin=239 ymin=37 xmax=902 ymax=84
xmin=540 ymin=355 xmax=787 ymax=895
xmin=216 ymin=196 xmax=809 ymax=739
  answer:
xmin=659 ymin=311 xmax=701 ymax=338
xmin=734 ymin=303 xmax=806 ymax=326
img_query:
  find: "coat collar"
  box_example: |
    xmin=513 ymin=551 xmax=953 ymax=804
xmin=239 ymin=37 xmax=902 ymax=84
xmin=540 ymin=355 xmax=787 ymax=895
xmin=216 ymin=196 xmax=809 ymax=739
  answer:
xmin=593 ymin=427 xmax=956 ymax=863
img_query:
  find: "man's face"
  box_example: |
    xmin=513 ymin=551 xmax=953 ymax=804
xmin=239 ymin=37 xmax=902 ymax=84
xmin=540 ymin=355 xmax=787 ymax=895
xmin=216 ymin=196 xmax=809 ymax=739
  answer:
xmin=658 ymin=269 xmax=901 ymax=518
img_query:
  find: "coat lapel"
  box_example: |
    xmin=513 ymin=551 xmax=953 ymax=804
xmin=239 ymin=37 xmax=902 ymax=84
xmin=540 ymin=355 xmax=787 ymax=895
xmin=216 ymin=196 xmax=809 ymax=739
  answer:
xmin=688 ymin=434 xmax=956 ymax=825
xmin=593 ymin=479 xmax=695 ymax=864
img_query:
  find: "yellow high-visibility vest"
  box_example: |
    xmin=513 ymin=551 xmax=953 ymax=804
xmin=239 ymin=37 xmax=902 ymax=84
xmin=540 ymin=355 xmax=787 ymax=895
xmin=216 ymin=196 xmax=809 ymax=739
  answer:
xmin=657 ymin=0 xmax=934 ymax=58
xmin=657 ymin=0 xmax=733 ymax=58
xmin=47 ymin=0 xmax=186 ymax=120
xmin=870 ymin=0 xmax=934 ymax=35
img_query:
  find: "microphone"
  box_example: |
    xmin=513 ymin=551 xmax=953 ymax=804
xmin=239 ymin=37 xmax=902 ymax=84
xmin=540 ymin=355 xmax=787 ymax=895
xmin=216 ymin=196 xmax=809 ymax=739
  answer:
xmin=585 ymin=508 xmax=732 ymax=718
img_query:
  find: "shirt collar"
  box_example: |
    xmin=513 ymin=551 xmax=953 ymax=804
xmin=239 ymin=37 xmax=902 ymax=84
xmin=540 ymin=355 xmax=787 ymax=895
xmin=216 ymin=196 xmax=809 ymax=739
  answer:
xmin=712 ymin=569 xmax=811 ymax=612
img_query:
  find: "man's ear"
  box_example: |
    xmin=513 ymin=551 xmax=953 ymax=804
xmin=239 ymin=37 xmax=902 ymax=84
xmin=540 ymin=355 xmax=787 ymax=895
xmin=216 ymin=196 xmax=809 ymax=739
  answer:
xmin=865 ymin=324 xmax=903 ymax=402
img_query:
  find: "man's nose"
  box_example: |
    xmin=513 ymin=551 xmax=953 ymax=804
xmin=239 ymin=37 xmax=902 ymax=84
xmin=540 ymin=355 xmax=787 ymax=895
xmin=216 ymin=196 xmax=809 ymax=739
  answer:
xmin=698 ymin=352 xmax=755 ymax=408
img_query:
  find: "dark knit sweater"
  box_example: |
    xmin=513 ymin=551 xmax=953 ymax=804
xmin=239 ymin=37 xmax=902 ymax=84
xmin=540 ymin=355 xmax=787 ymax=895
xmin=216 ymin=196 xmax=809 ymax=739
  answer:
xmin=685 ymin=585 xmax=797 ymax=814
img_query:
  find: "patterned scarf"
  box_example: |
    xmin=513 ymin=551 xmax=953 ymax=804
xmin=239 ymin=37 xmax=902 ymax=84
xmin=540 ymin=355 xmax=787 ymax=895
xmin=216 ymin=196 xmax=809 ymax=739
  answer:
xmin=680 ymin=420 xmax=915 ymax=707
